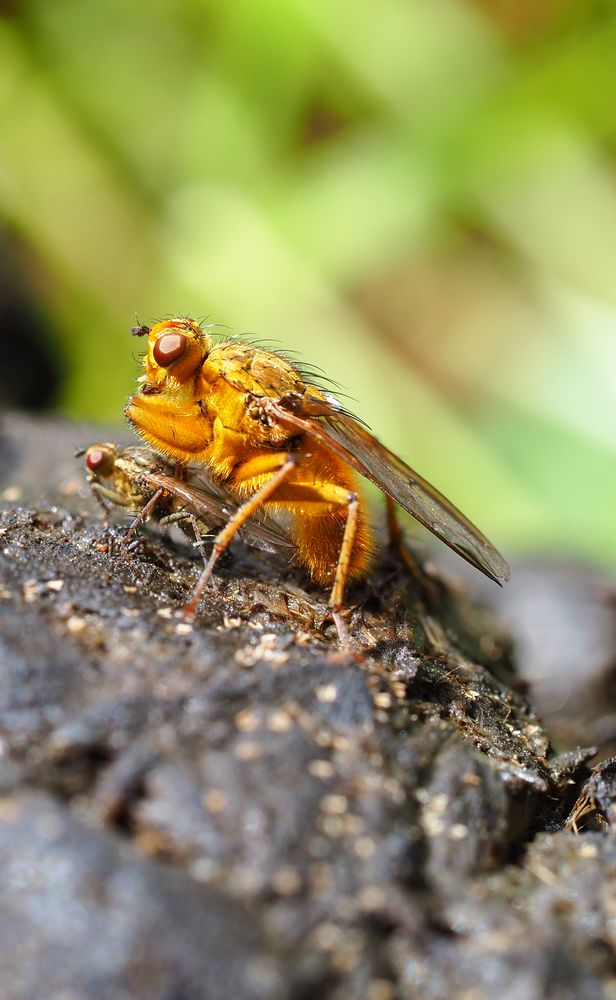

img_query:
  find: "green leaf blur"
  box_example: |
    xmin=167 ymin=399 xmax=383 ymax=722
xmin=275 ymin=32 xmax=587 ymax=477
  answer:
xmin=1 ymin=0 xmax=614 ymax=566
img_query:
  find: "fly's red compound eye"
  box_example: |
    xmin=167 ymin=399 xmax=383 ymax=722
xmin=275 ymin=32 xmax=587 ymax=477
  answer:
xmin=86 ymin=447 xmax=107 ymax=471
xmin=153 ymin=332 xmax=188 ymax=368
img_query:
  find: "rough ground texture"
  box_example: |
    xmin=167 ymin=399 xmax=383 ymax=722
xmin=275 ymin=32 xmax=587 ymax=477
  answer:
xmin=0 ymin=412 xmax=615 ymax=1000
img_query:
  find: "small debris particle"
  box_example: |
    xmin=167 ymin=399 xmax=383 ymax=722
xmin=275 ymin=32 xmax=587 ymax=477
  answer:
xmin=449 ymin=823 xmax=469 ymax=840
xmin=579 ymin=842 xmax=599 ymax=859
xmin=135 ymin=829 xmax=174 ymax=857
xmin=319 ymin=815 xmax=345 ymax=838
xmin=430 ymin=793 xmax=449 ymax=815
xmin=0 ymin=586 xmax=13 ymax=600
xmin=267 ymin=711 xmax=293 ymax=733
xmin=354 ymin=836 xmax=376 ymax=859
xmin=46 ymin=579 xmax=65 ymax=592
xmin=23 ymin=579 xmax=40 ymax=603
xmin=175 ymin=622 xmax=193 ymax=636
xmin=320 ymin=794 xmax=348 ymax=815
xmin=294 ymin=630 xmax=312 ymax=645
xmin=203 ymin=789 xmax=228 ymax=813
xmin=266 ymin=650 xmax=289 ymax=667
xmin=234 ymin=634 xmax=289 ymax=667
xmin=227 ymin=864 xmax=262 ymax=896
xmin=66 ymin=615 xmax=87 ymax=635
xmin=383 ymin=777 xmax=405 ymax=803
xmin=367 ymin=980 xmax=396 ymax=1000
xmin=120 ymin=607 xmax=140 ymax=618
xmin=156 ymin=608 xmax=174 ymax=619
xmin=391 ymin=680 xmax=406 ymax=699
xmin=223 ymin=615 xmax=242 ymax=629
xmin=123 ymin=585 xmax=138 ymax=594
xmin=373 ymin=691 xmax=392 ymax=709
xmin=234 ymin=741 xmax=262 ymax=761
xmin=261 ymin=647 xmax=290 ymax=668
xmin=311 ymin=922 xmax=342 ymax=951
xmin=462 ymin=771 xmax=481 ymax=787
xmin=0 ymin=797 xmax=22 ymax=823
xmin=422 ymin=792 xmax=450 ymax=837
xmin=343 ymin=814 xmax=364 ymax=836
xmin=331 ymin=734 xmax=351 ymax=752
xmin=358 ymin=885 xmax=387 ymax=911
xmin=271 ymin=867 xmax=302 ymax=896
xmin=235 ymin=646 xmax=258 ymax=668
xmin=527 ymin=861 xmax=561 ymax=888
xmin=2 ymin=486 xmax=22 ymax=502
xmin=308 ymin=759 xmax=335 ymax=780
xmin=316 ymin=684 xmax=337 ymax=703
xmin=422 ymin=615 xmax=448 ymax=652
xmin=235 ymin=709 xmax=259 ymax=732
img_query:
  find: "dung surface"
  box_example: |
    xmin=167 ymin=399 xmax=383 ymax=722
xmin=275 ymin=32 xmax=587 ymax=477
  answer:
xmin=0 ymin=412 xmax=614 ymax=1000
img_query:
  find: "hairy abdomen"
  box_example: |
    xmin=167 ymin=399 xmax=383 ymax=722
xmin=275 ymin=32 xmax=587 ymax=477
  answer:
xmin=289 ymin=497 xmax=374 ymax=586
xmin=251 ymin=449 xmax=375 ymax=587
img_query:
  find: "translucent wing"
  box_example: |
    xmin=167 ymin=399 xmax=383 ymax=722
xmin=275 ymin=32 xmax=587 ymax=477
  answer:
xmin=139 ymin=468 xmax=295 ymax=555
xmin=258 ymin=394 xmax=510 ymax=583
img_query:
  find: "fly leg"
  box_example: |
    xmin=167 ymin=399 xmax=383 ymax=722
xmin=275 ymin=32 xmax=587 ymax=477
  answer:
xmin=120 ymin=487 xmax=166 ymax=553
xmin=87 ymin=482 xmax=124 ymax=557
xmin=159 ymin=510 xmax=210 ymax=568
xmin=328 ymin=491 xmax=359 ymax=648
xmin=89 ymin=482 xmax=114 ymax=518
xmin=88 ymin=481 xmax=161 ymax=556
xmin=184 ymin=456 xmax=297 ymax=617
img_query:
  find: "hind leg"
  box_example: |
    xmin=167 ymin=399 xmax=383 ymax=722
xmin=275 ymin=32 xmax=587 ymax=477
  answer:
xmin=184 ymin=454 xmax=297 ymax=617
xmin=328 ymin=491 xmax=359 ymax=647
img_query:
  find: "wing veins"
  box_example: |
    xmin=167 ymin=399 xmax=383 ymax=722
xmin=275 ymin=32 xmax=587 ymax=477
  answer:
xmin=261 ymin=397 xmax=510 ymax=583
xmin=140 ymin=470 xmax=295 ymax=553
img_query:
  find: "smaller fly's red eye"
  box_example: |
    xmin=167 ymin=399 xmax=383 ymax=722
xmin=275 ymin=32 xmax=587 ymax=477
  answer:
xmin=153 ymin=332 xmax=188 ymax=367
xmin=86 ymin=448 xmax=106 ymax=471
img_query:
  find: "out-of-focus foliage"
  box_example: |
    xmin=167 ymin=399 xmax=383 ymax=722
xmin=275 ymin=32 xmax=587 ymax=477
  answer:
xmin=0 ymin=0 xmax=614 ymax=566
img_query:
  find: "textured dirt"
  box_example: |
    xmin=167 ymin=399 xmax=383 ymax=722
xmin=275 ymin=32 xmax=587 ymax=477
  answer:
xmin=0 ymin=412 xmax=615 ymax=1000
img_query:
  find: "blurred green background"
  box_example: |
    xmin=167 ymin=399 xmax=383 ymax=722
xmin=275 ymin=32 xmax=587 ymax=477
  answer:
xmin=1 ymin=0 xmax=615 ymax=567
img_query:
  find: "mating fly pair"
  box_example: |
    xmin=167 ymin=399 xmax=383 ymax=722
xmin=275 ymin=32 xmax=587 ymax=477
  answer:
xmin=85 ymin=317 xmax=511 ymax=645
xmin=83 ymin=442 xmax=294 ymax=568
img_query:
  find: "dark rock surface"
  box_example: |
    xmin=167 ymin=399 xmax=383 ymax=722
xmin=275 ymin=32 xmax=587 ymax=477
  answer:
xmin=0 ymin=412 xmax=615 ymax=1000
